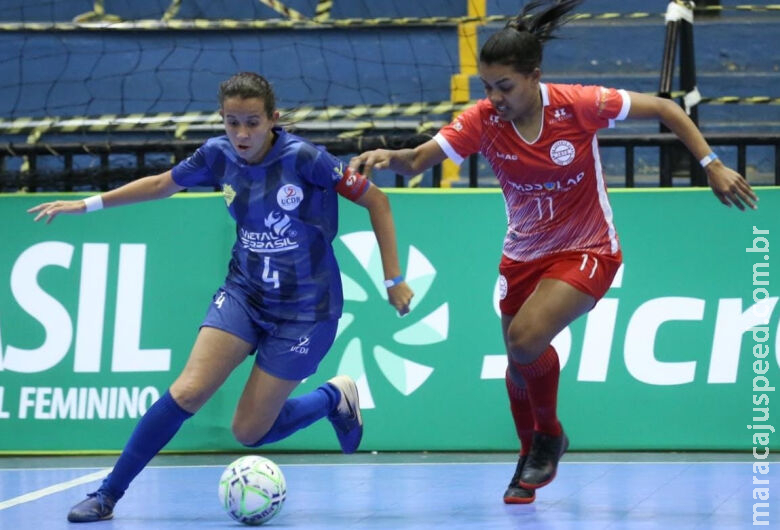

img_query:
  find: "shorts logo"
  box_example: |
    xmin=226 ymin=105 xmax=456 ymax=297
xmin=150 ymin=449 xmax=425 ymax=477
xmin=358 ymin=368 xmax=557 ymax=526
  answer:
xmin=498 ymin=275 xmax=508 ymax=300
xmin=453 ymin=120 xmax=463 ymax=132
xmin=550 ymin=140 xmax=575 ymax=166
xmin=215 ymin=291 xmax=226 ymax=309
xmin=291 ymin=336 xmax=311 ymax=354
xmin=277 ymin=184 xmax=304 ymax=211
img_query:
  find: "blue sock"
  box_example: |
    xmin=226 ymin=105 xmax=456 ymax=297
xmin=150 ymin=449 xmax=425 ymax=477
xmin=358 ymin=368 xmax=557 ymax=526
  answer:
xmin=250 ymin=383 xmax=339 ymax=446
xmin=100 ymin=390 xmax=192 ymax=500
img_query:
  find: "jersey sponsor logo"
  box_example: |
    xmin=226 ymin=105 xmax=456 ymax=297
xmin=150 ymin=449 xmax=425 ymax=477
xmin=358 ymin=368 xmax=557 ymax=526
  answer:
xmin=504 ymin=171 xmax=585 ymax=194
xmin=277 ymin=184 xmax=304 ymax=211
xmin=483 ymin=114 xmax=504 ymax=128
xmin=598 ymin=87 xmax=610 ymax=115
xmin=265 ymin=211 xmax=293 ymax=237
xmin=551 ymin=107 xmax=573 ymax=123
xmin=550 ymin=140 xmax=576 ymax=166
xmin=496 ymin=152 xmax=518 ymax=161
xmin=239 ymin=216 xmax=299 ymax=254
xmin=222 ymin=183 xmax=237 ymax=207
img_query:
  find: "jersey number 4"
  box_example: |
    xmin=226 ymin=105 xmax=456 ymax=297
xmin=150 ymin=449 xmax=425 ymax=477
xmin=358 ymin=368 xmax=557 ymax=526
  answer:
xmin=263 ymin=257 xmax=280 ymax=289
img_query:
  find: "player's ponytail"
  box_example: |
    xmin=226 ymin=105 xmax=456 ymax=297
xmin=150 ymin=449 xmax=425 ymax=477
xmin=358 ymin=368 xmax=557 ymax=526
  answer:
xmin=480 ymin=0 xmax=583 ymax=73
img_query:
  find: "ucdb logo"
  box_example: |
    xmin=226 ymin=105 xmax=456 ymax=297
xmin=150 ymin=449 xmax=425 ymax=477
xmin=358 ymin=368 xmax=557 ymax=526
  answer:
xmin=276 ymin=184 xmax=303 ymax=211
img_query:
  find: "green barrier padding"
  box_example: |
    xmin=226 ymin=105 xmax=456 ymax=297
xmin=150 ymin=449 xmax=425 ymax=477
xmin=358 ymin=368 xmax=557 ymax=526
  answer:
xmin=0 ymin=188 xmax=777 ymax=452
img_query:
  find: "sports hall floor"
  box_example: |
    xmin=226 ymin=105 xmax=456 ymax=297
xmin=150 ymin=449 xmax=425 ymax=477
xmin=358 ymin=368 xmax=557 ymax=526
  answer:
xmin=1 ymin=452 xmax=776 ymax=529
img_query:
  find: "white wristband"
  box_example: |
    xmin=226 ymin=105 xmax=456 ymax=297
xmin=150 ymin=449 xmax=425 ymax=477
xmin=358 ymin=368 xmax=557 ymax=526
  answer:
xmin=699 ymin=152 xmax=719 ymax=168
xmin=83 ymin=195 xmax=104 ymax=212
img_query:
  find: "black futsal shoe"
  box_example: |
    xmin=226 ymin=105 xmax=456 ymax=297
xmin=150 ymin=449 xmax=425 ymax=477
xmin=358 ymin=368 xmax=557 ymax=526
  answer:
xmin=503 ymin=454 xmax=536 ymax=504
xmin=67 ymin=490 xmax=116 ymax=523
xmin=518 ymin=429 xmax=569 ymax=489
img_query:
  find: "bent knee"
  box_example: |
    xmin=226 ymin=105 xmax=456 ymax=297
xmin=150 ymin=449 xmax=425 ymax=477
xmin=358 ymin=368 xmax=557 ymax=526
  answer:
xmin=506 ymin=326 xmax=548 ymax=364
xmin=169 ymin=381 xmax=209 ymax=413
xmin=232 ymin=417 xmax=270 ymax=447
xmin=507 ymin=331 xmax=549 ymax=358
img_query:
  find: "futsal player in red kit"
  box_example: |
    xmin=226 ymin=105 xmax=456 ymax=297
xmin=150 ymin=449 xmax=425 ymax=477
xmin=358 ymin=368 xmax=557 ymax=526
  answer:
xmin=350 ymin=0 xmax=757 ymax=504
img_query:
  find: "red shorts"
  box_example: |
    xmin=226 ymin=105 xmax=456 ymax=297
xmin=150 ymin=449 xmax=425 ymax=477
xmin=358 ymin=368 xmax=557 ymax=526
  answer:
xmin=498 ymin=250 xmax=623 ymax=315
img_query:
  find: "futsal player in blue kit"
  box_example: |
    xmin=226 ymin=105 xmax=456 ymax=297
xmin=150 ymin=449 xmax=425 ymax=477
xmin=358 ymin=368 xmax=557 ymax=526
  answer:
xmin=28 ymin=72 xmax=414 ymax=523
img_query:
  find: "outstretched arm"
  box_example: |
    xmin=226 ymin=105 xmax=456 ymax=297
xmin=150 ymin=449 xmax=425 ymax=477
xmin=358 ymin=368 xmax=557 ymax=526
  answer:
xmin=348 ymin=139 xmax=448 ymax=179
xmin=27 ymin=170 xmax=185 ymax=223
xmin=626 ymin=92 xmax=758 ymax=210
xmin=355 ymin=185 xmax=414 ymax=316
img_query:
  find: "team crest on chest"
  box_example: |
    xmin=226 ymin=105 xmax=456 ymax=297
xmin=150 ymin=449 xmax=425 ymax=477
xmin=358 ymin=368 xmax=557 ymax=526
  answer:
xmin=222 ymin=183 xmax=236 ymax=207
xmin=550 ymin=140 xmax=575 ymax=166
xmin=277 ymin=184 xmax=304 ymax=211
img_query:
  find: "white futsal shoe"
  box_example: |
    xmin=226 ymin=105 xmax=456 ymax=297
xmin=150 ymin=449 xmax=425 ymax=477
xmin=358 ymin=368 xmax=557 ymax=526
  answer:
xmin=326 ymin=375 xmax=363 ymax=453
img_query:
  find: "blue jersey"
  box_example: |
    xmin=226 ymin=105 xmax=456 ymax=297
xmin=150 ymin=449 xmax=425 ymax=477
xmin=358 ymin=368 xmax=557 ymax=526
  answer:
xmin=172 ymin=127 xmax=367 ymax=321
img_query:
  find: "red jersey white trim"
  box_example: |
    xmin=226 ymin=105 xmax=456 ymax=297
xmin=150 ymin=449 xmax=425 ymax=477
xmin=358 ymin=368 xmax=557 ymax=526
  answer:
xmin=434 ymin=83 xmax=630 ymax=261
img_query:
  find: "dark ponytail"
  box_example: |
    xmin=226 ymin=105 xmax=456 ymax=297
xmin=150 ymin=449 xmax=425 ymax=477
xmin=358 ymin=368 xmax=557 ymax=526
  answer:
xmin=479 ymin=0 xmax=583 ymax=73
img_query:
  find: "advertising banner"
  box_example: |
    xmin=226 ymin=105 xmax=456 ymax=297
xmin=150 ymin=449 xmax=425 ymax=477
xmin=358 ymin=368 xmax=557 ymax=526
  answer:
xmin=0 ymin=188 xmax=777 ymax=452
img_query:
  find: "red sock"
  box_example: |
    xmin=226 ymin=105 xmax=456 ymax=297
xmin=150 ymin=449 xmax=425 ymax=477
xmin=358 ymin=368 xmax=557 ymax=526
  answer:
xmin=514 ymin=346 xmax=563 ymax=436
xmin=505 ymin=369 xmax=534 ymax=456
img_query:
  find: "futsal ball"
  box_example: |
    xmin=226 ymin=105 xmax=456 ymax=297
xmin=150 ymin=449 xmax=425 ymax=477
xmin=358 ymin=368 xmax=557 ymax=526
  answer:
xmin=218 ymin=455 xmax=286 ymax=526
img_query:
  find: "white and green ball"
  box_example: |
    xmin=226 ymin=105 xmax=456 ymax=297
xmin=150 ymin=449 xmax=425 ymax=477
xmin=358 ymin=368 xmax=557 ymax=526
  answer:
xmin=218 ymin=455 xmax=286 ymax=525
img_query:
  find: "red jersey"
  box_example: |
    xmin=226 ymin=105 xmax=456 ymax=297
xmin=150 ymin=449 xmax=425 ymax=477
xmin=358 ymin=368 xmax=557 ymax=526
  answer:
xmin=435 ymin=83 xmax=630 ymax=262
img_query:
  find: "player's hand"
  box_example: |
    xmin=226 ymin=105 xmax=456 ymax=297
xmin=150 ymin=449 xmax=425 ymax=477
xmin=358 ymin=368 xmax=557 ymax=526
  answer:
xmin=27 ymin=199 xmax=87 ymax=224
xmin=387 ymin=281 xmax=413 ymax=317
xmin=706 ymin=162 xmax=758 ymax=211
xmin=349 ymin=149 xmax=394 ymax=179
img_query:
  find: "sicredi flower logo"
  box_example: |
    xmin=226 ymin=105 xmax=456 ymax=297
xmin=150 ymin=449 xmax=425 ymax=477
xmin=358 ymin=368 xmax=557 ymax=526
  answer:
xmin=334 ymin=231 xmax=448 ymax=409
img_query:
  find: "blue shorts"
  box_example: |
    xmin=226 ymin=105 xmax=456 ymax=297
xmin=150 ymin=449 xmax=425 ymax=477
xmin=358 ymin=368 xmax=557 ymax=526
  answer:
xmin=201 ymin=287 xmax=338 ymax=381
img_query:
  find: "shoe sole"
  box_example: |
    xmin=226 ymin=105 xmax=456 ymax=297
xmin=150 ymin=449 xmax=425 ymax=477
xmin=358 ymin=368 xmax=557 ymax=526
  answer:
xmin=503 ymin=491 xmax=536 ymax=504
xmin=67 ymin=513 xmax=114 ymax=523
xmin=518 ymin=434 xmax=569 ymax=490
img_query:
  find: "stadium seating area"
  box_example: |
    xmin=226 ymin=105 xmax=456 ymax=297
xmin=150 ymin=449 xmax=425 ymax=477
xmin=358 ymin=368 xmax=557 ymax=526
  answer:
xmin=482 ymin=1 xmax=779 ymax=135
xmin=0 ymin=0 xmax=777 ymax=187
